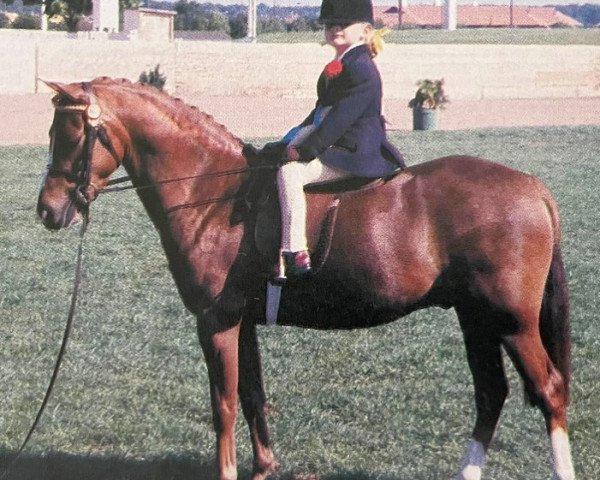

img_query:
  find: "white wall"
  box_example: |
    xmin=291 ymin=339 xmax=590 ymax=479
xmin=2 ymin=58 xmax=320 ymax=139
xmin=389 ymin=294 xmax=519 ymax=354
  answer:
xmin=2 ymin=30 xmax=599 ymax=100
xmin=92 ymin=0 xmax=119 ymax=32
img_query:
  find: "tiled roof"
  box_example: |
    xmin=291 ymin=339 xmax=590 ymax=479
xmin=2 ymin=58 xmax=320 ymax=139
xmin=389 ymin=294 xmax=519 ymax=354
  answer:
xmin=373 ymin=5 xmax=582 ymax=28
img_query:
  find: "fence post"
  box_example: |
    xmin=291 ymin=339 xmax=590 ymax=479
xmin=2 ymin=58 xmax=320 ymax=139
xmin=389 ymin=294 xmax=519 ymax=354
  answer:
xmin=34 ymin=41 xmax=39 ymax=93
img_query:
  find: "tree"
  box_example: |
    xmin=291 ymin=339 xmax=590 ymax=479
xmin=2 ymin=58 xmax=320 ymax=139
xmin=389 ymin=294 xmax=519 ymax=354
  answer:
xmin=46 ymin=0 xmax=92 ymax=31
xmin=172 ymin=1 xmax=320 ymax=38
xmin=198 ymin=10 xmax=229 ymax=33
xmin=258 ymin=15 xmax=285 ymax=34
xmin=1 ymin=0 xmax=140 ymax=32
xmin=174 ymin=0 xmax=203 ymax=30
xmin=11 ymin=13 xmax=41 ymax=28
xmin=228 ymin=12 xmax=246 ymax=39
xmin=174 ymin=2 xmax=230 ymax=34
xmin=286 ymin=16 xmax=321 ymax=33
xmin=0 ymin=12 xmax=10 ymax=28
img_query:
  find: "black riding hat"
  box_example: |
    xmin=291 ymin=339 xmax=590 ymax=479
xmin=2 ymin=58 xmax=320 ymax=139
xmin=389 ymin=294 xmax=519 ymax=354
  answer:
xmin=319 ymin=0 xmax=374 ymax=25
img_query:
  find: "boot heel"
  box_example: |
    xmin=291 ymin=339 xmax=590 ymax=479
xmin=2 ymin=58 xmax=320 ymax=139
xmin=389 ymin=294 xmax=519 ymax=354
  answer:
xmin=282 ymin=250 xmax=312 ymax=277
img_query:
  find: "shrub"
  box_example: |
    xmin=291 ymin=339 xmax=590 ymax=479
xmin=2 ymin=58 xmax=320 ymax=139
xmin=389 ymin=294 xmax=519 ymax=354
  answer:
xmin=408 ymin=79 xmax=449 ymax=110
xmin=258 ymin=15 xmax=286 ymax=34
xmin=0 ymin=13 xmax=11 ymax=29
xmin=11 ymin=14 xmax=40 ymax=30
xmin=286 ymin=16 xmax=321 ymax=32
xmin=228 ymin=13 xmax=247 ymax=39
xmin=138 ymin=64 xmax=167 ymax=90
xmin=200 ymin=10 xmax=230 ymax=33
xmin=48 ymin=18 xmax=68 ymax=31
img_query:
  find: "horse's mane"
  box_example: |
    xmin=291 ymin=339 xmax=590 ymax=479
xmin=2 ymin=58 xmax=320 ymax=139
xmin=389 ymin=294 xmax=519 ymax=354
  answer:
xmin=91 ymin=76 xmax=243 ymax=151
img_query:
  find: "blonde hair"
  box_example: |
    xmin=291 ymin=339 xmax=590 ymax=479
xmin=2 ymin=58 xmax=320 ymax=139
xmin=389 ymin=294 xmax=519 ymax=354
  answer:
xmin=367 ymin=27 xmax=390 ymax=58
xmin=322 ymin=23 xmax=390 ymax=58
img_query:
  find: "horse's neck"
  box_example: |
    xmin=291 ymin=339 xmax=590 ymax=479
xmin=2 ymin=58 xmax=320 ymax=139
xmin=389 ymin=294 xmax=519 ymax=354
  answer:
xmin=131 ymin=135 xmax=244 ymax=225
xmin=117 ymin=99 xmax=248 ymax=301
xmin=118 ymin=97 xmax=246 ymax=220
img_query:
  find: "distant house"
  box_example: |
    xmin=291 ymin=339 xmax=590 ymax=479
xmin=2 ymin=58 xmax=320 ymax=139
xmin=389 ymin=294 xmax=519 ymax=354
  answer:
xmin=123 ymin=8 xmax=177 ymax=41
xmin=374 ymin=5 xmax=583 ymax=28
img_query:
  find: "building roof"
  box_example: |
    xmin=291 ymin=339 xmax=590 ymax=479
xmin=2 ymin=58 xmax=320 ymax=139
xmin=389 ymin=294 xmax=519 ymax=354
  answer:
xmin=374 ymin=5 xmax=583 ymax=28
xmin=136 ymin=7 xmax=177 ymax=17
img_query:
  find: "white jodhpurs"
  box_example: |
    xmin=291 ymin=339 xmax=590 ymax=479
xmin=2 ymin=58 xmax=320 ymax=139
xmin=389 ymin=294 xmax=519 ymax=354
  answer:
xmin=277 ymin=159 xmax=351 ymax=252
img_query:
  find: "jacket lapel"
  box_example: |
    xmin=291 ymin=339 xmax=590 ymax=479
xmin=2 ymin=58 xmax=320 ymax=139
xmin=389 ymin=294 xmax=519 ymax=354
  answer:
xmin=318 ymin=44 xmax=370 ymax=104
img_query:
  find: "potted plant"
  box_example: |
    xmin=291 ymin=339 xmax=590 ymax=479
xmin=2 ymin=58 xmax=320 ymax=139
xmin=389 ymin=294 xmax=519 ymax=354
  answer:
xmin=408 ymin=79 xmax=449 ymax=131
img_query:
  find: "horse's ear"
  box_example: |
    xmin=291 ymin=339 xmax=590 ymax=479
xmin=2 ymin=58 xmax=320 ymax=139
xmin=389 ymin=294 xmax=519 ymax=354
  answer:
xmin=40 ymin=80 xmax=87 ymax=103
xmin=40 ymin=79 xmax=63 ymax=93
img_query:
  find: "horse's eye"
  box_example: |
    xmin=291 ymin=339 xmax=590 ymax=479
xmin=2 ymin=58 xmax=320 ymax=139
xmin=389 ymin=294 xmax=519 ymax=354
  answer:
xmin=54 ymin=118 xmax=84 ymax=146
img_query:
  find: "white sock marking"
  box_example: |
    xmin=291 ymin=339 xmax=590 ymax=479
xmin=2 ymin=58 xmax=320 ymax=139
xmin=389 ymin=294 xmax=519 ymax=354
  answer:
xmin=550 ymin=428 xmax=576 ymax=480
xmin=456 ymin=438 xmax=486 ymax=480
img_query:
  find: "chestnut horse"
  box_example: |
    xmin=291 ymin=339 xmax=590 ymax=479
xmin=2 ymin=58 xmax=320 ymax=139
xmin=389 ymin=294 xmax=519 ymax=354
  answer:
xmin=37 ymin=78 xmax=575 ymax=480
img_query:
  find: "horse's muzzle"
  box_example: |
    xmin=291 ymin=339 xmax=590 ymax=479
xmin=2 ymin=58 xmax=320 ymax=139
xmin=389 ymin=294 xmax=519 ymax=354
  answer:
xmin=37 ymin=192 xmax=81 ymax=230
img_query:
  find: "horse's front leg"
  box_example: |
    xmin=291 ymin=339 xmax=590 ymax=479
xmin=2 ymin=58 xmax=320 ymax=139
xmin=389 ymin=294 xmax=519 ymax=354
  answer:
xmin=238 ymin=317 xmax=277 ymax=480
xmin=197 ymin=313 xmax=241 ymax=480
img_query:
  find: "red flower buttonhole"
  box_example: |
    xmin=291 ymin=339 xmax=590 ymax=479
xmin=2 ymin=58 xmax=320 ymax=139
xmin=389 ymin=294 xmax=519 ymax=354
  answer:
xmin=324 ymin=59 xmax=343 ymax=78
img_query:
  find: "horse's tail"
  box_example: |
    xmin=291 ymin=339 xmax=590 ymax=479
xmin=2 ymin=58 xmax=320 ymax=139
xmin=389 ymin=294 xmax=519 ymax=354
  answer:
xmin=539 ymin=242 xmax=571 ymax=404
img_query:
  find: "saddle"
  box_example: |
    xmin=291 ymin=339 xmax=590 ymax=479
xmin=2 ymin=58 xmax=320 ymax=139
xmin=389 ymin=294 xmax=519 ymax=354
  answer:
xmin=240 ymin=143 xmax=401 ymax=273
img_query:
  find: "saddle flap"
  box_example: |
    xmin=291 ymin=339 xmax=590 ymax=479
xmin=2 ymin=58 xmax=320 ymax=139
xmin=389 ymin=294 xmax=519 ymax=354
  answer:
xmin=255 ymin=193 xmax=341 ymax=272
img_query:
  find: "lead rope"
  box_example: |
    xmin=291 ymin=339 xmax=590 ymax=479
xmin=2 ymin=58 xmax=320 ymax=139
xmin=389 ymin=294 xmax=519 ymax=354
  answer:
xmin=0 ymin=214 xmax=88 ymax=480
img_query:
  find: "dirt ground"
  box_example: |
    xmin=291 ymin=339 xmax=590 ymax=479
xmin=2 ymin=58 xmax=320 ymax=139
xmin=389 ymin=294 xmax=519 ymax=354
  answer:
xmin=1 ymin=93 xmax=599 ymax=145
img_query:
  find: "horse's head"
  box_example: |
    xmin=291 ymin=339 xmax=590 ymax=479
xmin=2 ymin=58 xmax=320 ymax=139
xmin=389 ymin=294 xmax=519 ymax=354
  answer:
xmin=37 ymin=80 xmax=124 ymax=230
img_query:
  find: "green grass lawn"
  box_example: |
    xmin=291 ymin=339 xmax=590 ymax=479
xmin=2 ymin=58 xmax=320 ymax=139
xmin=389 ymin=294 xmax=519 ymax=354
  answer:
xmin=259 ymin=27 xmax=600 ymax=45
xmin=1 ymin=126 xmax=599 ymax=479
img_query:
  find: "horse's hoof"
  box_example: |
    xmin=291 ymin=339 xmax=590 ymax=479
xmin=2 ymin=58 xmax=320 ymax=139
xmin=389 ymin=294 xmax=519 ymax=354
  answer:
xmin=455 ymin=466 xmax=482 ymax=480
xmin=251 ymin=459 xmax=279 ymax=480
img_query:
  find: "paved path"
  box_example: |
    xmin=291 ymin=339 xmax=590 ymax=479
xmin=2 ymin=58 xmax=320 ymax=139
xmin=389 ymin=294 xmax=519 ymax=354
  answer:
xmin=1 ymin=94 xmax=598 ymax=145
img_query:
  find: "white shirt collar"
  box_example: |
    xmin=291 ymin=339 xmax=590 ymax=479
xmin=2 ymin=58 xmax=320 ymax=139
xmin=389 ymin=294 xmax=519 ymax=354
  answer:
xmin=337 ymin=42 xmax=365 ymax=61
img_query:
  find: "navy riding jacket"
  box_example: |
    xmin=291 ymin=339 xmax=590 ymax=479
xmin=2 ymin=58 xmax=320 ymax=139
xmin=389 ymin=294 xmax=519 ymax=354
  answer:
xmin=294 ymin=44 xmax=404 ymax=177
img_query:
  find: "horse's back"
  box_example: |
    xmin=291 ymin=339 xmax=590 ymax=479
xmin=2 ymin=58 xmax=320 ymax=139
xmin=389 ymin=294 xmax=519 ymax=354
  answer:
xmin=359 ymin=155 xmax=558 ymax=245
xmin=333 ymin=154 xmax=555 ymax=243
xmin=404 ymin=155 xmax=559 ymax=246
xmin=322 ymin=155 xmax=559 ymax=316
xmin=407 ymin=155 xmax=550 ymax=197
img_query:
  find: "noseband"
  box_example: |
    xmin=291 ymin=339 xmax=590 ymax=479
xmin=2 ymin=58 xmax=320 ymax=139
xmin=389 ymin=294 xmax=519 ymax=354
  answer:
xmin=49 ymin=82 xmax=120 ymax=211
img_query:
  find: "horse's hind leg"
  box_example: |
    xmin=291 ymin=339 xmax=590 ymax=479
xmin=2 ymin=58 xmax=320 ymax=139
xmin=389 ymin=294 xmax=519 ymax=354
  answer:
xmin=238 ymin=317 xmax=277 ymax=480
xmin=502 ymin=329 xmax=575 ymax=480
xmin=455 ymin=306 xmax=509 ymax=480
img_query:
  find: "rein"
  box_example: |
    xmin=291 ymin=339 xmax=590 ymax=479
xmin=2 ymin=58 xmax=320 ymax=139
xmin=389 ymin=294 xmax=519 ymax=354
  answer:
xmin=0 ymin=215 xmax=88 ymax=480
xmin=103 ymin=165 xmax=272 ymax=192
xmin=100 ymin=164 xmax=276 ymax=214
xmin=1 ymin=85 xmax=103 ymax=476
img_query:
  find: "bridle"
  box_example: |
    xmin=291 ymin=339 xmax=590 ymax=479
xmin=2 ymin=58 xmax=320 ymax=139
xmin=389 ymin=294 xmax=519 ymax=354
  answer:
xmin=48 ymin=82 xmax=276 ymax=216
xmin=48 ymin=82 xmax=121 ymax=212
